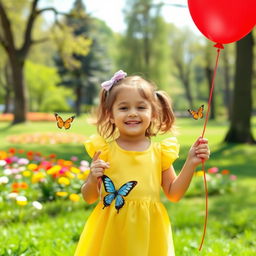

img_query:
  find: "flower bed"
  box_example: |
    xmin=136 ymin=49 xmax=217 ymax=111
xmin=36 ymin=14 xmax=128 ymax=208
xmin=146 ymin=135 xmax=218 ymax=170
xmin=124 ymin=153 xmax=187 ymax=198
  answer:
xmin=8 ymin=132 xmax=86 ymax=144
xmin=187 ymin=167 xmax=237 ymax=197
xmin=0 ymin=112 xmax=55 ymax=122
xmin=0 ymin=149 xmax=90 ymax=211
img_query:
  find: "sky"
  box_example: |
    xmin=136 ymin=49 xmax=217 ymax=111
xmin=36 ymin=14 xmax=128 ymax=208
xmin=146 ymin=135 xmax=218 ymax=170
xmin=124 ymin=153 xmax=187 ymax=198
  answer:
xmin=41 ymin=0 xmax=200 ymax=35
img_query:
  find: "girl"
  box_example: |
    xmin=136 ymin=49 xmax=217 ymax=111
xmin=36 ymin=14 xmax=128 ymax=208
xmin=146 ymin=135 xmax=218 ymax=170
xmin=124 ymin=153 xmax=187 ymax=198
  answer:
xmin=74 ymin=70 xmax=210 ymax=256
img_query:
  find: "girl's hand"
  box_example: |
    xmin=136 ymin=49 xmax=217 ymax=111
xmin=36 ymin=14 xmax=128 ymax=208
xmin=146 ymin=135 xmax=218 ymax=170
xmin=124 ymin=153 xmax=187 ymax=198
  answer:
xmin=88 ymin=151 xmax=110 ymax=183
xmin=187 ymin=137 xmax=210 ymax=167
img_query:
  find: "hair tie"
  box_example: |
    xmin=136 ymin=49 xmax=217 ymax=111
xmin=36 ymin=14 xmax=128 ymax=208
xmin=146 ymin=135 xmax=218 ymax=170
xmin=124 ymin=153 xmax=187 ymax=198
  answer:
xmin=101 ymin=70 xmax=127 ymax=91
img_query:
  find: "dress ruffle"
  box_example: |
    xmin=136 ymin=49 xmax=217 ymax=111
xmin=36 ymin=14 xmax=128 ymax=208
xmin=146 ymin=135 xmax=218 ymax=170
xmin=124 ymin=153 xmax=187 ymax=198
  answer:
xmin=84 ymin=135 xmax=109 ymax=161
xmin=160 ymin=137 xmax=180 ymax=171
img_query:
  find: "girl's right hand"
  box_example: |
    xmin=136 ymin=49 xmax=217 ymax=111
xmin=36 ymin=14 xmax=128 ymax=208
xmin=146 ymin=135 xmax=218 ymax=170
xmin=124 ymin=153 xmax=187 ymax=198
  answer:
xmin=88 ymin=151 xmax=110 ymax=183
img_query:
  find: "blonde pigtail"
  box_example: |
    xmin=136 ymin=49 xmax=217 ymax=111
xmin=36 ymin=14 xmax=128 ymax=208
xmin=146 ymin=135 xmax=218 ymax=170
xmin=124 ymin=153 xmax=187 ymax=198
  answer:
xmin=155 ymin=91 xmax=176 ymax=133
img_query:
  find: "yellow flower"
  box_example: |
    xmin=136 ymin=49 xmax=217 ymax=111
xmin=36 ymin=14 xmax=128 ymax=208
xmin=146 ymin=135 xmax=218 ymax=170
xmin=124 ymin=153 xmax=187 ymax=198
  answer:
xmin=78 ymin=169 xmax=90 ymax=180
xmin=69 ymin=193 xmax=80 ymax=202
xmin=31 ymin=172 xmax=45 ymax=183
xmin=56 ymin=191 xmax=68 ymax=197
xmin=22 ymin=171 xmax=31 ymax=177
xmin=47 ymin=165 xmax=61 ymax=175
xmin=58 ymin=177 xmax=70 ymax=186
xmin=0 ymin=151 xmax=8 ymax=160
xmin=70 ymin=166 xmax=80 ymax=174
xmin=16 ymin=195 xmax=28 ymax=206
xmin=195 ymin=170 xmax=204 ymax=177
xmin=63 ymin=160 xmax=72 ymax=167
xmin=65 ymin=171 xmax=75 ymax=179
xmin=27 ymin=163 xmax=38 ymax=171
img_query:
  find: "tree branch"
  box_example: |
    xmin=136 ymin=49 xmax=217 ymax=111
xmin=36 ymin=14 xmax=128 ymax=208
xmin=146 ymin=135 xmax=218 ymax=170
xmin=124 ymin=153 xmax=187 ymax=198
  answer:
xmin=20 ymin=0 xmax=39 ymax=57
xmin=0 ymin=34 xmax=8 ymax=50
xmin=31 ymin=37 xmax=51 ymax=44
xmin=36 ymin=7 xmax=68 ymax=16
xmin=0 ymin=1 xmax=15 ymax=51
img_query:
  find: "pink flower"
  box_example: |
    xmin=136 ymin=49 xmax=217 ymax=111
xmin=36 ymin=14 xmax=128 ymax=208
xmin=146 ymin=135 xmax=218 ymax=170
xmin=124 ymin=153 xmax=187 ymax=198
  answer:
xmin=208 ymin=167 xmax=219 ymax=174
xmin=71 ymin=156 xmax=78 ymax=161
xmin=230 ymin=175 xmax=237 ymax=181
xmin=17 ymin=158 xmax=29 ymax=165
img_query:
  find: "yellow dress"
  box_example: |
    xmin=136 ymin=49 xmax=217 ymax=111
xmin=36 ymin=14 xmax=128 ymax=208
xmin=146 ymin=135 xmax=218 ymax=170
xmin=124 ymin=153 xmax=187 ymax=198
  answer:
xmin=74 ymin=135 xmax=179 ymax=256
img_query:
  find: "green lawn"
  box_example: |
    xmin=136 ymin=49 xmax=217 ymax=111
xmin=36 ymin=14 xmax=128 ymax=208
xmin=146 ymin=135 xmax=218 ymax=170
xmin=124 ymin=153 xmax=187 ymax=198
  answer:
xmin=0 ymin=115 xmax=256 ymax=255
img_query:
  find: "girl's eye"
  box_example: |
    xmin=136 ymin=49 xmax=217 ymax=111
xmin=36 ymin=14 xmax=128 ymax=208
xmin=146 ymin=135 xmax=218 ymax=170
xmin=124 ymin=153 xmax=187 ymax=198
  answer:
xmin=138 ymin=106 xmax=146 ymax=109
xmin=119 ymin=107 xmax=128 ymax=110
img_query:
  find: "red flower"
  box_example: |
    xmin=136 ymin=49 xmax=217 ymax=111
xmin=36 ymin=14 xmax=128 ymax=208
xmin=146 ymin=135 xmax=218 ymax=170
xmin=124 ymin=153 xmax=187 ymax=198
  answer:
xmin=221 ymin=169 xmax=230 ymax=175
xmin=27 ymin=151 xmax=34 ymax=156
xmin=9 ymin=148 xmax=16 ymax=154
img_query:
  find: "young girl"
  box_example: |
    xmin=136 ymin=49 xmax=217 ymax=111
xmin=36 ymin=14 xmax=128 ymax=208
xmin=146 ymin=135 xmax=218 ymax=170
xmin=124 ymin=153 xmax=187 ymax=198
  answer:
xmin=74 ymin=70 xmax=210 ymax=256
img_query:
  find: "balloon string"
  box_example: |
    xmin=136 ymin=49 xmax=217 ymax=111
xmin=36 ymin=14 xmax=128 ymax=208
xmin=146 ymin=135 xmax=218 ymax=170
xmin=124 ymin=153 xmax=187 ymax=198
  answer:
xmin=198 ymin=47 xmax=222 ymax=251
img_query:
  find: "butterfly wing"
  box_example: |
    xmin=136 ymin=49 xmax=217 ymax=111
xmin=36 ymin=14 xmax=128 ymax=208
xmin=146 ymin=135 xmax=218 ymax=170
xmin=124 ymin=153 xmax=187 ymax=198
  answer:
xmin=197 ymin=105 xmax=204 ymax=119
xmin=103 ymin=193 xmax=116 ymax=209
xmin=115 ymin=194 xmax=125 ymax=213
xmin=118 ymin=181 xmax=137 ymax=197
xmin=102 ymin=175 xmax=116 ymax=193
xmin=63 ymin=116 xmax=75 ymax=129
xmin=54 ymin=113 xmax=64 ymax=129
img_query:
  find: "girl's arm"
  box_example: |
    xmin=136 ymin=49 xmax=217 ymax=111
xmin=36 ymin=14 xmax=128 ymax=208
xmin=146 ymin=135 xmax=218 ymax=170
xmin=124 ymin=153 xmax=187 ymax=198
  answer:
xmin=81 ymin=151 xmax=110 ymax=204
xmin=162 ymin=138 xmax=210 ymax=202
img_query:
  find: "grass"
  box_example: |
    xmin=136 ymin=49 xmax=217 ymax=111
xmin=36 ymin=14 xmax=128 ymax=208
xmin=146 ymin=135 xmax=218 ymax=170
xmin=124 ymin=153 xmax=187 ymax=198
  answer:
xmin=0 ymin=115 xmax=256 ymax=255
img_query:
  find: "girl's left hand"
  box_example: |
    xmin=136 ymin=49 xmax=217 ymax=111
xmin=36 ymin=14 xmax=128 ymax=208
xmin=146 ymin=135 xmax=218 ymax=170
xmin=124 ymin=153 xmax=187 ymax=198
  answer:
xmin=187 ymin=137 xmax=210 ymax=167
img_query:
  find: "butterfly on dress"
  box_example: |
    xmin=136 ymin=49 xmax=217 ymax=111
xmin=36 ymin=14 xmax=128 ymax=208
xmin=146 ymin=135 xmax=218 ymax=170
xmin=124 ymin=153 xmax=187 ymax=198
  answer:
xmin=54 ymin=113 xmax=75 ymax=129
xmin=188 ymin=105 xmax=204 ymax=120
xmin=101 ymin=175 xmax=137 ymax=213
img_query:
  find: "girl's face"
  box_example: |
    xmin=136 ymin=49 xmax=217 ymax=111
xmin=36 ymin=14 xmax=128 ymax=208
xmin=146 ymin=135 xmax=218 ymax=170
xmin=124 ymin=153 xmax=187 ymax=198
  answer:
xmin=110 ymin=87 xmax=153 ymax=139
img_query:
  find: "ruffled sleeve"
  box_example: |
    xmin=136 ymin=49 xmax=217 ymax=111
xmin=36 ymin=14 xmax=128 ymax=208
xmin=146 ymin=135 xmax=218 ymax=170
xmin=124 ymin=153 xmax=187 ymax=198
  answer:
xmin=160 ymin=137 xmax=180 ymax=171
xmin=84 ymin=134 xmax=109 ymax=161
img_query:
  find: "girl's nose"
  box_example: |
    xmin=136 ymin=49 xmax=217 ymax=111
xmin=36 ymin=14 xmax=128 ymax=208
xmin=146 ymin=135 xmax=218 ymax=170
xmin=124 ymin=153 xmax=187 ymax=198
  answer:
xmin=128 ymin=111 xmax=137 ymax=117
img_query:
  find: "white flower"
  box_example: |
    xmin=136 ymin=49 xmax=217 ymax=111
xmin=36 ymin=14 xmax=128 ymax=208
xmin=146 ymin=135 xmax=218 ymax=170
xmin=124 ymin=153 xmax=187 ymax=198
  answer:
xmin=16 ymin=195 xmax=27 ymax=202
xmin=0 ymin=160 xmax=7 ymax=166
xmin=0 ymin=176 xmax=9 ymax=184
xmin=32 ymin=201 xmax=43 ymax=210
xmin=19 ymin=166 xmax=26 ymax=172
xmin=15 ymin=174 xmax=22 ymax=179
xmin=80 ymin=160 xmax=89 ymax=167
xmin=7 ymin=192 xmax=18 ymax=199
xmin=3 ymin=169 xmax=12 ymax=175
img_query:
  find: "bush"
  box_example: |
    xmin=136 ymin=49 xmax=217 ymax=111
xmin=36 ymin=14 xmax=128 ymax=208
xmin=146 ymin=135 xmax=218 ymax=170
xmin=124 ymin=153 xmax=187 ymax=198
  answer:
xmin=186 ymin=167 xmax=237 ymax=197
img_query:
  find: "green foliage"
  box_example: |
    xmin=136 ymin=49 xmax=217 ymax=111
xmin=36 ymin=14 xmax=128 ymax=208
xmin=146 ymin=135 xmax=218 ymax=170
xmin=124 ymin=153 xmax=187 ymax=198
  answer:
xmin=119 ymin=0 xmax=171 ymax=88
xmin=25 ymin=61 xmax=74 ymax=112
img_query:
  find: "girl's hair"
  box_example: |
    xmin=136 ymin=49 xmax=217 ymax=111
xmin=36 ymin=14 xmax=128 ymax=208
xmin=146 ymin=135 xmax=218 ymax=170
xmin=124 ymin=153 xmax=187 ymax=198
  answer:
xmin=95 ymin=75 xmax=176 ymax=139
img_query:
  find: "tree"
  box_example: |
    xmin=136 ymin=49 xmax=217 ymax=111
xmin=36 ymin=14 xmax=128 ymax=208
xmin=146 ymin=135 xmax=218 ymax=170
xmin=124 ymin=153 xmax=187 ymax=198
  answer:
xmin=119 ymin=0 xmax=171 ymax=88
xmin=0 ymin=0 xmax=91 ymax=124
xmin=168 ymin=26 xmax=198 ymax=109
xmin=55 ymin=0 xmax=113 ymax=116
xmin=224 ymin=32 xmax=255 ymax=143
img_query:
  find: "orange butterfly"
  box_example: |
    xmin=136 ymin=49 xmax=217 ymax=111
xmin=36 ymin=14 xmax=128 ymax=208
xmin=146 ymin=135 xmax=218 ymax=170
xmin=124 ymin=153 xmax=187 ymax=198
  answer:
xmin=54 ymin=113 xmax=75 ymax=129
xmin=188 ymin=105 xmax=204 ymax=120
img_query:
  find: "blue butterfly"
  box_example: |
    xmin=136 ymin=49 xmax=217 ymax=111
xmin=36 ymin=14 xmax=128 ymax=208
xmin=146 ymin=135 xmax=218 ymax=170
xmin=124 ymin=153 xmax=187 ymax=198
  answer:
xmin=101 ymin=175 xmax=137 ymax=213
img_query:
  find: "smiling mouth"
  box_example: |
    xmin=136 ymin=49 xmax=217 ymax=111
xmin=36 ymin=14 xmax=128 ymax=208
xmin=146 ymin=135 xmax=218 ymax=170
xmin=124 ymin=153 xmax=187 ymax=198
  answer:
xmin=124 ymin=121 xmax=141 ymax=125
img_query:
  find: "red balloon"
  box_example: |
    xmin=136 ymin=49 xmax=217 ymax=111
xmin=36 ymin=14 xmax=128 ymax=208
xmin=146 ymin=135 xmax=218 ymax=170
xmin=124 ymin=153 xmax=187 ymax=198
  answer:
xmin=188 ymin=0 xmax=256 ymax=45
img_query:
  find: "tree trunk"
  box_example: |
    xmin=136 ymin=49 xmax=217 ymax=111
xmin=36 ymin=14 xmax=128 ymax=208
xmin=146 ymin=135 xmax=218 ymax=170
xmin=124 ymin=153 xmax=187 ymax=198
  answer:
xmin=224 ymin=32 xmax=255 ymax=143
xmin=205 ymin=66 xmax=215 ymax=120
xmin=3 ymin=63 xmax=12 ymax=113
xmin=75 ymin=84 xmax=82 ymax=116
xmin=222 ymin=50 xmax=232 ymax=120
xmin=9 ymin=54 xmax=27 ymax=124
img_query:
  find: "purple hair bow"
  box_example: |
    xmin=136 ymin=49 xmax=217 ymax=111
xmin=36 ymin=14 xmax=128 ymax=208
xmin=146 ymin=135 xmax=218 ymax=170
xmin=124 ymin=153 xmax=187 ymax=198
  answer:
xmin=101 ymin=70 xmax=127 ymax=91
